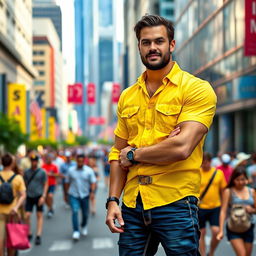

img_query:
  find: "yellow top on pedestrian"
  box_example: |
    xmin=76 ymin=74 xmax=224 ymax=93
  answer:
xmin=109 ymin=62 xmax=217 ymax=210
xmin=199 ymin=167 xmax=227 ymax=209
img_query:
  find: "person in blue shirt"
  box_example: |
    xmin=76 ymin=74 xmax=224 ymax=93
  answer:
xmin=66 ymin=154 xmax=96 ymax=241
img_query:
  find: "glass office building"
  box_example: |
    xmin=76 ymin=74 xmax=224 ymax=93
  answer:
xmin=175 ymin=0 xmax=256 ymax=154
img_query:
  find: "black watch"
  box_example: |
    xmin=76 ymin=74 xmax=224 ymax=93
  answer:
xmin=126 ymin=148 xmax=139 ymax=164
xmin=106 ymin=196 xmax=120 ymax=209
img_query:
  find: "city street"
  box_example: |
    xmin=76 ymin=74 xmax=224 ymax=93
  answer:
xmin=19 ymin=162 xmax=256 ymax=256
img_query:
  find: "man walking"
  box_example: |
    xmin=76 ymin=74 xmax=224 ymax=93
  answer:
xmin=105 ymin=15 xmax=217 ymax=255
xmin=66 ymin=154 xmax=96 ymax=241
xmin=198 ymin=153 xmax=226 ymax=256
xmin=24 ymin=155 xmax=48 ymax=245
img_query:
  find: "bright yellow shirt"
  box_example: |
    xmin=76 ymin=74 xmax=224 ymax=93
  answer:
xmin=109 ymin=62 xmax=217 ymax=210
xmin=199 ymin=167 xmax=227 ymax=209
xmin=0 ymin=171 xmax=26 ymax=214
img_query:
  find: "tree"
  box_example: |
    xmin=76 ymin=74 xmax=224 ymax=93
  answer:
xmin=0 ymin=113 xmax=28 ymax=154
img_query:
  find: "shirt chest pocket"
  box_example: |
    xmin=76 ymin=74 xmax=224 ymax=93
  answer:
xmin=121 ymin=106 xmax=140 ymax=138
xmin=155 ymin=104 xmax=182 ymax=134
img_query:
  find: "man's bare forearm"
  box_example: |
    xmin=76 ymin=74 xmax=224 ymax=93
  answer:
xmin=109 ymin=160 xmax=127 ymax=198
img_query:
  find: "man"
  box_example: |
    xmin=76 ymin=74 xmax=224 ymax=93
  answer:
xmin=105 ymin=15 xmax=217 ymax=255
xmin=24 ymin=155 xmax=48 ymax=245
xmin=217 ymin=154 xmax=233 ymax=183
xmin=66 ymin=154 xmax=96 ymax=241
xmin=60 ymin=151 xmax=75 ymax=206
xmin=0 ymin=153 xmax=26 ymax=256
xmin=42 ymin=153 xmax=60 ymax=218
xmin=198 ymin=153 xmax=226 ymax=256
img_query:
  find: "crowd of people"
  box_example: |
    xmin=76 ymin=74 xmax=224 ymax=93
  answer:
xmin=199 ymin=151 xmax=256 ymax=256
xmin=0 ymin=147 xmax=110 ymax=256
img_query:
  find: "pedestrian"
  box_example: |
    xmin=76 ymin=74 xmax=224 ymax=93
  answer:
xmin=60 ymin=151 xmax=76 ymax=207
xmin=103 ymin=150 xmax=110 ymax=189
xmin=217 ymin=154 xmax=233 ymax=183
xmin=217 ymin=166 xmax=256 ymax=256
xmin=42 ymin=153 xmax=60 ymax=218
xmin=247 ymin=153 xmax=256 ymax=190
xmin=24 ymin=155 xmax=48 ymax=245
xmin=66 ymin=154 xmax=96 ymax=241
xmin=88 ymin=155 xmax=100 ymax=216
xmin=105 ymin=14 xmax=217 ymax=255
xmin=198 ymin=152 xmax=227 ymax=256
xmin=235 ymin=152 xmax=251 ymax=168
xmin=0 ymin=153 xmax=26 ymax=256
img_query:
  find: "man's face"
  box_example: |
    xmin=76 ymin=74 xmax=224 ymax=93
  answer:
xmin=31 ymin=160 xmax=38 ymax=169
xmin=138 ymin=25 xmax=175 ymax=70
xmin=77 ymin=157 xmax=84 ymax=168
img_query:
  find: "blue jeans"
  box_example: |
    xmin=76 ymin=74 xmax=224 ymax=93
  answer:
xmin=119 ymin=195 xmax=200 ymax=256
xmin=69 ymin=195 xmax=89 ymax=232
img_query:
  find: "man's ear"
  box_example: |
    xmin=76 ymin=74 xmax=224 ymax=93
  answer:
xmin=169 ymin=39 xmax=176 ymax=53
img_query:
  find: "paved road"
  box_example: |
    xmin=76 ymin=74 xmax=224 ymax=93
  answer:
xmin=19 ymin=162 xmax=255 ymax=256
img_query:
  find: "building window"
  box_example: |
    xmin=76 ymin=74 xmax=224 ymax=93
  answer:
xmin=38 ymin=70 xmax=45 ymax=76
xmin=33 ymin=50 xmax=45 ymax=56
xmin=165 ymin=8 xmax=174 ymax=16
xmin=33 ymin=61 xmax=45 ymax=66
xmin=33 ymin=80 xmax=45 ymax=86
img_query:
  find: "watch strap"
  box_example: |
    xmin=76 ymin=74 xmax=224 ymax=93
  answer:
xmin=106 ymin=196 xmax=120 ymax=209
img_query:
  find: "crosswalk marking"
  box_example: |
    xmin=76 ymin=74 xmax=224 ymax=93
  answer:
xmin=49 ymin=240 xmax=73 ymax=251
xmin=93 ymin=238 xmax=114 ymax=249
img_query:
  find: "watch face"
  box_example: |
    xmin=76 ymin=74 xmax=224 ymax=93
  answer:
xmin=127 ymin=150 xmax=134 ymax=161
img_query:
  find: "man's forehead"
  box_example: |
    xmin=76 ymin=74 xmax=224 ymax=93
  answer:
xmin=140 ymin=25 xmax=168 ymax=39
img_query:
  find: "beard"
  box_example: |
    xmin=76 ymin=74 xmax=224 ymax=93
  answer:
xmin=140 ymin=50 xmax=171 ymax=70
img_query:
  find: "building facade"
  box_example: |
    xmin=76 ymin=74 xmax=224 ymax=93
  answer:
xmin=0 ymin=0 xmax=36 ymax=133
xmin=175 ymin=0 xmax=256 ymax=154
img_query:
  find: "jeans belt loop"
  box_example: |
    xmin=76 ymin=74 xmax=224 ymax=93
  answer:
xmin=138 ymin=175 xmax=152 ymax=185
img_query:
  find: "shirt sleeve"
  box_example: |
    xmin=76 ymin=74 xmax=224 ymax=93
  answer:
xmin=108 ymin=146 xmax=121 ymax=162
xmin=113 ymin=91 xmax=129 ymax=140
xmin=177 ymin=81 xmax=217 ymax=130
xmin=89 ymin=168 xmax=97 ymax=184
xmin=219 ymin=170 xmax=227 ymax=189
xmin=17 ymin=175 xmax=26 ymax=192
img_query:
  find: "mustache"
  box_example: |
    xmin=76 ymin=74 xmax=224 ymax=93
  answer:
xmin=146 ymin=51 xmax=161 ymax=58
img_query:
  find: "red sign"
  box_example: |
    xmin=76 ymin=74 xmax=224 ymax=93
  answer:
xmin=245 ymin=0 xmax=256 ymax=56
xmin=112 ymin=83 xmax=120 ymax=103
xmin=68 ymin=83 xmax=83 ymax=104
xmin=87 ymin=83 xmax=96 ymax=104
xmin=88 ymin=117 xmax=105 ymax=125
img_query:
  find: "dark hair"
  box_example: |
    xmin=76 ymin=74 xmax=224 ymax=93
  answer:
xmin=227 ymin=166 xmax=248 ymax=188
xmin=134 ymin=14 xmax=175 ymax=42
xmin=203 ymin=152 xmax=212 ymax=162
xmin=76 ymin=154 xmax=85 ymax=159
xmin=1 ymin=153 xmax=13 ymax=167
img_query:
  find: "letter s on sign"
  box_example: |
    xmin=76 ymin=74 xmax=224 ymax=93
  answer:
xmin=13 ymin=90 xmax=21 ymax=101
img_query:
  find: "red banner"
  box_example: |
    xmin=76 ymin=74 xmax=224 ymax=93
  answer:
xmin=87 ymin=83 xmax=96 ymax=104
xmin=245 ymin=0 xmax=256 ymax=56
xmin=112 ymin=83 xmax=120 ymax=103
xmin=68 ymin=83 xmax=83 ymax=104
xmin=88 ymin=117 xmax=105 ymax=125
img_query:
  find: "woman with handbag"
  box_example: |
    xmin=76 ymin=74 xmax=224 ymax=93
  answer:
xmin=217 ymin=166 xmax=256 ymax=256
xmin=0 ymin=153 xmax=26 ymax=256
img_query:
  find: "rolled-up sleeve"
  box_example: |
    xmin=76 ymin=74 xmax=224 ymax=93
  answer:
xmin=108 ymin=146 xmax=120 ymax=162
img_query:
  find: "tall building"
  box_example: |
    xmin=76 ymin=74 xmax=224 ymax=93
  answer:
xmin=175 ymin=0 xmax=256 ymax=154
xmin=0 ymin=0 xmax=36 ymax=132
xmin=159 ymin=0 xmax=175 ymax=22
xmin=33 ymin=0 xmax=62 ymax=50
xmin=33 ymin=18 xmax=63 ymax=130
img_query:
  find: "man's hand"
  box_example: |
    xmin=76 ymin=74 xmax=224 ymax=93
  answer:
xmin=38 ymin=196 xmax=45 ymax=206
xmin=90 ymin=192 xmax=95 ymax=201
xmin=10 ymin=207 xmax=19 ymax=216
xmin=119 ymin=146 xmax=133 ymax=169
xmin=106 ymin=202 xmax=124 ymax=233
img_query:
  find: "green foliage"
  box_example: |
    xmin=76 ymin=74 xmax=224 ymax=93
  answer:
xmin=26 ymin=139 xmax=58 ymax=150
xmin=75 ymin=135 xmax=90 ymax=146
xmin=97 ymin=138 xmax=113 ymax=146
xmin=60 ymin=140 xmax=78 ymax=147
xmin=0 ymin=113 xmax=28 ymax=154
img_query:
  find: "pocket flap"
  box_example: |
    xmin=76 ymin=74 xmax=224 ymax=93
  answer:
xmin=121 ymin=106 xmax=140 ymax=118
xmin=156 ymin=104 xmax=181 ymax=116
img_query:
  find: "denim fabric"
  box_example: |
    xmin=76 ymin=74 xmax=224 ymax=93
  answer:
xmin=69 ymin=195 xmax=89 ymax=232
xmin=119 ymin=195 xmax=200 ymax=256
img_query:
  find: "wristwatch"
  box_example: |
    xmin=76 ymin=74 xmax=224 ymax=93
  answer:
xmin=126 ymin=148 xmax=139 ymax=164
xmin=106 ymin=196 xmax=120 ymax=209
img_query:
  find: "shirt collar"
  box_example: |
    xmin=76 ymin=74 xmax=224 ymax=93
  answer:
xmin=137 ymin=61 xmax=182 ymax=87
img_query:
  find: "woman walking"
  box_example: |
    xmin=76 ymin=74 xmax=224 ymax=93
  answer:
xmin=217 ymin=166 xmax=256 ymax=256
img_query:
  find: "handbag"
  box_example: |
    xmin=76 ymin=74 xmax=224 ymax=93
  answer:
xmin=6 ymin=220 xmax=30 ymax=250
xmin=227 ymin=190 xmax=251 ymax=233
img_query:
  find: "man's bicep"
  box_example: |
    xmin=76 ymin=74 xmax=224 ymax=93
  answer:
xmin=177 ymin=121 xmax=208 ymax=154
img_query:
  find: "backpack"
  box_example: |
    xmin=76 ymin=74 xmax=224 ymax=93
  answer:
xmin=227 ymin=191 xmax=252 ymax=233
xmin=0 ymin=174 xmax=17 ymax=204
